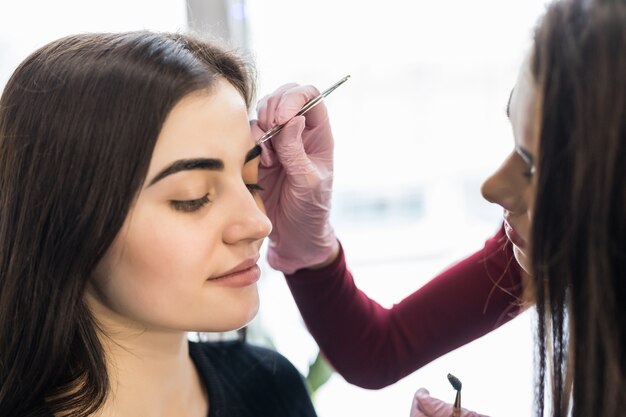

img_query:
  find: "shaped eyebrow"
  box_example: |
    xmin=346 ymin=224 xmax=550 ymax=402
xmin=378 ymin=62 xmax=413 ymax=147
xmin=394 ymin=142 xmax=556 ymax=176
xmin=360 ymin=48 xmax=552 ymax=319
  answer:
xmin=245 ymin=145 xmax=262 ymax=163
xmin=148 ymin=145 xmax=262 ymax=187
xmin=148 ymin=158 xmax=223 ymax=186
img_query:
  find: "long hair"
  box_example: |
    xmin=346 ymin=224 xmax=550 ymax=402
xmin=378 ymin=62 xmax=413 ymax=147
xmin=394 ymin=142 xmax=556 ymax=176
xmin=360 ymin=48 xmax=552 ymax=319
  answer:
xmin=531 ymin=0 xmax=626 ymax=416
xmin=0 ymin=32 xmax=254 ymax=417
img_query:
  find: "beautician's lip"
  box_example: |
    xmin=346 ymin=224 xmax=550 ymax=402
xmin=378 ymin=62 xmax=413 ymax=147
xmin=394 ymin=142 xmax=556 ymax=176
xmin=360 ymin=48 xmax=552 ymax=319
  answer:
xmin=504 ymin=220 xmax=527 ymax=249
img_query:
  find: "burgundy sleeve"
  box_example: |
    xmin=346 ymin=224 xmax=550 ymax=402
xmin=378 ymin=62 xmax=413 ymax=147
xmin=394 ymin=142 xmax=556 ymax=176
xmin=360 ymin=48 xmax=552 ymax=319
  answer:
xmin=285 ymin=225 xmax=524 ymax=389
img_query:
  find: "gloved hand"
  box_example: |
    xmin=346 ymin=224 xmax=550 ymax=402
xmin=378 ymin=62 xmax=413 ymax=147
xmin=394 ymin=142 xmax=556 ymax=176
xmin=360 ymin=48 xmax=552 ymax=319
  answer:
xmin=251 ymin=83 xmax=339 ymax=274
xmin=410 ymin=388 xmax=489 ymax=417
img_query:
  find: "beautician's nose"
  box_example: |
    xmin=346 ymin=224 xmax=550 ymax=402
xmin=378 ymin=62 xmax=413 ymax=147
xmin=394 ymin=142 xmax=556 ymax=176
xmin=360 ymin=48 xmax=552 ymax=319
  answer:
xmin=223 ymin=187 xmax=272 ymax=244
xmin=481 ymin=153 xmax=525 ymax=212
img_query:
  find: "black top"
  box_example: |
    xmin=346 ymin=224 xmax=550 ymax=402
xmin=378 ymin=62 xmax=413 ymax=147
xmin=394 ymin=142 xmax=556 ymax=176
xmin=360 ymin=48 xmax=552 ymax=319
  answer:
xmin=189 ymin=340 xmax=318 ymax=417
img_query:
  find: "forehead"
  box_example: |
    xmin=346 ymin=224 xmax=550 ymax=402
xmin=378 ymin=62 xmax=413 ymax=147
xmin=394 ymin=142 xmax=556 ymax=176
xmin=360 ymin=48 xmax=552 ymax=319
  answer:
xmin=509 ymin=53 xmax=541 ymax=157
xmin=148 ymin=80 xmax=252 ymax=174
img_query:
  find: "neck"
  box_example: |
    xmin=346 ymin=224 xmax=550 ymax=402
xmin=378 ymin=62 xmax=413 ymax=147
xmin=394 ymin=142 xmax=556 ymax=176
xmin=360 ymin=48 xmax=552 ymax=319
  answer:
xmin=86 ymin=294 xmax=208 ymax=417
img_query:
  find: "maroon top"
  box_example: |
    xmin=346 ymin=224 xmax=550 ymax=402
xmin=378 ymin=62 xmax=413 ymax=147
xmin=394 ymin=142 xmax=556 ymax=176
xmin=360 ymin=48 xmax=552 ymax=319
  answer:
xmin=285 ymin=226 xmax=524 ymax=389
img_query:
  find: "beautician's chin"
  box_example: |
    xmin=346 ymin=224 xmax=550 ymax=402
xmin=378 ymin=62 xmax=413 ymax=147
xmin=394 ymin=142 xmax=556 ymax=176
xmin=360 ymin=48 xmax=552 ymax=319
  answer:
xmin=513 ymin=245 xmax=532 ymax=275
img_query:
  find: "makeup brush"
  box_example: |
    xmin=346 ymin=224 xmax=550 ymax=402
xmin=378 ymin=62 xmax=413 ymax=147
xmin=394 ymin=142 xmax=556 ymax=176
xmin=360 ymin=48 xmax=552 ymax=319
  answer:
xmin=447 ymin=373 xmax=462 ymax=417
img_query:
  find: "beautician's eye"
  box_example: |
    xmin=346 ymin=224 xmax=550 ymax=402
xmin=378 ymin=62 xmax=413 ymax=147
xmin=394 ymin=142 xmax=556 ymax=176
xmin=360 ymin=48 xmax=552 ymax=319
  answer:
xmin=169 ymin=194 xmax=210 ymax=212
xmin=522 ymin=166 xmax=536 ymax=179
xmin=246 ymin=183 xmax=264 ymax=195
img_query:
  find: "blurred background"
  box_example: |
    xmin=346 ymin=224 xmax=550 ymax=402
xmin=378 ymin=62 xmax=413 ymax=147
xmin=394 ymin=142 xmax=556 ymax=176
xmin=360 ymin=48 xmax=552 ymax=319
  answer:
xmin=0 ymin=1 xmax=551 ymax=415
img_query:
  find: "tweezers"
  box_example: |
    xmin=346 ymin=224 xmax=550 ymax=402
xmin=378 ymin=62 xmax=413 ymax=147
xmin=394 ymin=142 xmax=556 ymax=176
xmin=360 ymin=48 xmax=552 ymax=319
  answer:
xmin=256 ymin=75 xmax=350 ymax=145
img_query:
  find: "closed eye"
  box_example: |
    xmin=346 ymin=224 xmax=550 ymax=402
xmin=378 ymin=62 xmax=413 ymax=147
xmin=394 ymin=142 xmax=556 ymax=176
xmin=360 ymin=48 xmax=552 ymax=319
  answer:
xmin=169 ymin=194 xmax=210 ymax=212
xmin=246 ymin=183 xmax=264 ymax=194
xmin=515 ymin=146 xmax=535 ymax=179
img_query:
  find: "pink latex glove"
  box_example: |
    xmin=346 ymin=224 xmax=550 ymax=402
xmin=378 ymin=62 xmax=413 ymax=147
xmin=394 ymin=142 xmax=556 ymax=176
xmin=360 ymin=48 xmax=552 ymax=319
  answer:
xmin=410 ymin=388 xmax=489 ymax=417
xmin=251 ymin=83 xmax=338 ymax=274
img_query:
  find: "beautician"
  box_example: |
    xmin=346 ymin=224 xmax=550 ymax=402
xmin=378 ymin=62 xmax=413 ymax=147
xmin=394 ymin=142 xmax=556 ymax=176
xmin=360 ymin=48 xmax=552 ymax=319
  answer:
xmin=251 ymin=82 xmax=529 ymax=389
xmin=252 ymin=0 xmax=626 ymax=416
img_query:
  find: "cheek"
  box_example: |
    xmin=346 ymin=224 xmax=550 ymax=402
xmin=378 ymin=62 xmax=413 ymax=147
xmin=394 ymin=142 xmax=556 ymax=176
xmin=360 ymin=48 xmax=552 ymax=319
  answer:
xmin=122 ymin=213 xmax=216 ymax=280
xmin=93 ymin=208 xmax=221 ymax=317
xmin=89 ymin=202 xmax=260 ymax=332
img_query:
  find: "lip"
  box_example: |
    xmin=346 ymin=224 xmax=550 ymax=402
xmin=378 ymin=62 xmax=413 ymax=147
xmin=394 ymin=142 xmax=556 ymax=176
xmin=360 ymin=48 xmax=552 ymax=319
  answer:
xmin=504 ymin=220 xmax=527 ymax=250
xmin=207 ymin=257 xmax=261 ymax=287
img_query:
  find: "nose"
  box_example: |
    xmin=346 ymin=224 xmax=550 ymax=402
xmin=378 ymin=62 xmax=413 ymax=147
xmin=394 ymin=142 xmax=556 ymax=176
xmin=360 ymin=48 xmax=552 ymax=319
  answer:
xmin=481 ymin=153 xmax=526 ymax=212
xmin=222 ymin=186 xmax=272 ymax=245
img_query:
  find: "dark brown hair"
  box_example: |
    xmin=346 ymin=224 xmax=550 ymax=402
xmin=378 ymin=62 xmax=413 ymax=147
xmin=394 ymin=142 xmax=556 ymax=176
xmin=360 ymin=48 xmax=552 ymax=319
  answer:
xmin=0 ymin=31 xmax=254 ymax=416
xmin=531 ymin=0 xmax=625 ymax=416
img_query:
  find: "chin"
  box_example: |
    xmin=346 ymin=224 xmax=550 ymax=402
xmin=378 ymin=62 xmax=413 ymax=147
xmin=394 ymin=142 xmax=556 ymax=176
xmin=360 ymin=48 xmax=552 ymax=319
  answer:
xmin=194 ymin=290 xmax=260 ymax=333
xmin=513 ymin=245 xmax=533 ymax=275
xmin=226 ymin=302 xmax=259 ymax=331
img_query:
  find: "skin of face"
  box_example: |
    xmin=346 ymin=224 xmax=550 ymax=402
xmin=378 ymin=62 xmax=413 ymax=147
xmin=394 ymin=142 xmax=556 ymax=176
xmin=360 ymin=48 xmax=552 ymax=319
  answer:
xmin=481 ymin=52 xmax=541 ymax=275
xmin=86 ymin=79 xmax=272 ymax=334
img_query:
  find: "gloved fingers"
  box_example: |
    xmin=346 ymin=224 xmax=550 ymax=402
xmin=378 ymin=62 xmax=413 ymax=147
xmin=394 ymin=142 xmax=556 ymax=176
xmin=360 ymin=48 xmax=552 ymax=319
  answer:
xmin=262 ymin=84 xmax=334 ymax=155
xmin=256 ymin=83 xmax=299 ymax=130
xmin=413 ymin=388 xmax=452 ymax=416
xmin=413 ymin=388 xmax=488 ymax=417
xmin=270 ymin=116 xmax=318 ymax=179
xmin=250 ymin=119 xmax=264 ymax=143
xmin=259 ymin=140 xmax=277 ymax=168
xmin=275 ymin=84 xmax=328 ymax=128
xmin=410 ymin=410 xmax=429 ymax=417
xmin=250 ymin=120 xmax=277 ymax=167
xmin=410 ymin=388 xmax=430 ymax=417
xmin=256 ymin=83 xmax=327 ymax=129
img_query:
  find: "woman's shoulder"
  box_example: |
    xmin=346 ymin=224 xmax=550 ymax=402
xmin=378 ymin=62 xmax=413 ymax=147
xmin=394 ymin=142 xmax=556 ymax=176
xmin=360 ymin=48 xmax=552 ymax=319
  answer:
xmin=189 ymin=340 xmax=317 ymax=417
xmin=190 ymin=339 xmax=302 ymax=377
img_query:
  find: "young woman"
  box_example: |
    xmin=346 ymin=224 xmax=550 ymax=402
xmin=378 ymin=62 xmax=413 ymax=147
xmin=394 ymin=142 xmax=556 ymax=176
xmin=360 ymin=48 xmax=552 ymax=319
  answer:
xmin=0 ymin=32 xmax=317 ymax=417
xmin=255 ymin=0 xmax=625 ymax=415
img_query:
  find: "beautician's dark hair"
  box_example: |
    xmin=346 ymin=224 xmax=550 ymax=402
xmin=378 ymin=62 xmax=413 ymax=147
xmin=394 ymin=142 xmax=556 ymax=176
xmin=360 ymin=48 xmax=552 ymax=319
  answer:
xmin=0 ymin=31 xmax=254 ymax=416
xmin=530 ymin=0 xmax=625 ymax=416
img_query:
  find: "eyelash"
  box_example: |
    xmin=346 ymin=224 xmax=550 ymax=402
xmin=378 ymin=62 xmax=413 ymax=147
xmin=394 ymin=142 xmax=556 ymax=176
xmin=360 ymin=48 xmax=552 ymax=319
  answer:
xmin=246 ymin=183 xmax=264 ymax=194
xmin=170 ymin=194 xmax=210 ymax=213
xmin=169 ymin=183 xmax=264 ymax=213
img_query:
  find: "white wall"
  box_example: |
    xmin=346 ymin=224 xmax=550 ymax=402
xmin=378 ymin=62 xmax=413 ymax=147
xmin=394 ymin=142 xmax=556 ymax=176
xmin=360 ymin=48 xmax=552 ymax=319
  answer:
xmin=0 ymin=0 xmax=187 ymax=87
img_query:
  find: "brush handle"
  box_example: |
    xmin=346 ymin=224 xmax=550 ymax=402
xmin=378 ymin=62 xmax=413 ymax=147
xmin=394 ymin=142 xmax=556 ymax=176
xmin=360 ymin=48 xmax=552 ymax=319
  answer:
xmin=451 ymin=391 xmax=461 ymax=417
